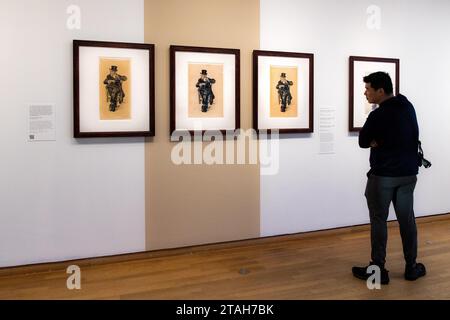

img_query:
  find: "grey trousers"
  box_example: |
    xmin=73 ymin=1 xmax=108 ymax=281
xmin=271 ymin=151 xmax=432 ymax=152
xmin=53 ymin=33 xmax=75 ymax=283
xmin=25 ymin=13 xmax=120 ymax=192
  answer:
xmin=365 ymin=174 xmax=418 ymax=267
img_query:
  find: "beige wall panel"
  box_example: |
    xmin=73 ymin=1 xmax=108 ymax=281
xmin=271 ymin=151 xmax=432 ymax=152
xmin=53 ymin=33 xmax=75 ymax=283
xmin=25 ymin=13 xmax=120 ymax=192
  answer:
xmin=144 ymin=0 xmax=260 ymax=250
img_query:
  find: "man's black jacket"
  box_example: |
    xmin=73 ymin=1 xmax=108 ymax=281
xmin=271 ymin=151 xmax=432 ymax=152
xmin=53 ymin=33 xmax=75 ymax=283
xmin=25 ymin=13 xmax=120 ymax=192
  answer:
xmin=359 ymin=94 xmax=419 ymax=177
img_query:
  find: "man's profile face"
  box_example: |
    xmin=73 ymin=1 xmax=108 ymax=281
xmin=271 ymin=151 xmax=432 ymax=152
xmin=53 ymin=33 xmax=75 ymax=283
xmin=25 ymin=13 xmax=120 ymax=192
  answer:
xmin=364 ymin=83 xmax=383 ymax=104
xmin=110 ymin=70 xmax=117 ymax=76
xmin=280 ymin=76 xmax=287 ymax=82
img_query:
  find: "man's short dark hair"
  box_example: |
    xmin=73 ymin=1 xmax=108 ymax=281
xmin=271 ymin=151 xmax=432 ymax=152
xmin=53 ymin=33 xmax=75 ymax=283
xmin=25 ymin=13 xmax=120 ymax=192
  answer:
xmin=363 ymin=72 xmax=393 ymax=95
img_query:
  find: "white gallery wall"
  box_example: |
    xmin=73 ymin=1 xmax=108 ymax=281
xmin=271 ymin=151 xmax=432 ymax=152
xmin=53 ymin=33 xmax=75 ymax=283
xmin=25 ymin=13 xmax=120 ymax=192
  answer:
xmin=0 ymin=0 xmax=146 ymax=268
xmin=260 ymin=0 xmax=450 ymax=236
xmin=1 ymin=0 xmax=450 ymax=269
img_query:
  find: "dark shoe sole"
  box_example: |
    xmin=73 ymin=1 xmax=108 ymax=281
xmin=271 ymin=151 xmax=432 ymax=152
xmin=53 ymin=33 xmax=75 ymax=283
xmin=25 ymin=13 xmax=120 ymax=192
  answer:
xmin=405 ymin=273 xmax=426 ymax=281
xmin=405 ymin=271 xmax=426 ymax=281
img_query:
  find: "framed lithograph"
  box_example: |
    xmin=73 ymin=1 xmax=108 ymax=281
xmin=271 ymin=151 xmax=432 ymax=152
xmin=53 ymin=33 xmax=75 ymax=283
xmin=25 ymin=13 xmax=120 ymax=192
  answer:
xmin=73 ymin=40 xmax=155 ymax=138
xmin=170 ymin=45 xmax=240 ymax=135
xmin=349 ymin=56 xmax=399 ymax=132
xmin=253 ymin=50 xmax=314 ymax=134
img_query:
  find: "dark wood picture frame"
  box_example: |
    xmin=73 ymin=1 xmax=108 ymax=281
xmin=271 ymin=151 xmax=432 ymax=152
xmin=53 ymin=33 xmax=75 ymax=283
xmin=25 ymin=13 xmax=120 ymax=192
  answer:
xmin=73 ymin=40 xmax=155 ymax=138
xmin=170 ymin=45 xmax=240 ymax=136
xmin=253 ymin=50 xmax=314 ymax=134
xmin=349 ymin=56 xmax=400 ymax=132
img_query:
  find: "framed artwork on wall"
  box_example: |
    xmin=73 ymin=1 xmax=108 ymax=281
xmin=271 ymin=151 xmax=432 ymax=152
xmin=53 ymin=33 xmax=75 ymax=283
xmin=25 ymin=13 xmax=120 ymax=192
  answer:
xmin=170 ymin=45 xmax=240 ymax=136
xmin=253 ymin=50 xmax=314 ymax=134
xmin=73 ymin=40 xmax=155 ymax=138
xmin=349 ymin=56 xmax=400 ymax=132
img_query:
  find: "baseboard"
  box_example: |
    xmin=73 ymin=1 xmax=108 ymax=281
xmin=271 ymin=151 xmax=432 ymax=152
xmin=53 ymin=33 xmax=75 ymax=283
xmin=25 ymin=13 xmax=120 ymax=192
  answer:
xmin=1 ymin=211 xmax=448 ymax=277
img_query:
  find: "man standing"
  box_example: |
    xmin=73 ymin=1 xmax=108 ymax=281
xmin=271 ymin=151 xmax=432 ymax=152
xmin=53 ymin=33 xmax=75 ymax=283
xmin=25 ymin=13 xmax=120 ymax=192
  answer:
xmin=352 ymin=72 xmax=426 ymax=285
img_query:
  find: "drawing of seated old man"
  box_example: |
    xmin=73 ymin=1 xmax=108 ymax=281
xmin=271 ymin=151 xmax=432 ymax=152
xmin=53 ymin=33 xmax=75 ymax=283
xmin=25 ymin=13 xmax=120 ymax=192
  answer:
xmin=103 ymin=65 xmax=128 ymax=112
xmin=196 ymin=69 xmax=216 ymax=113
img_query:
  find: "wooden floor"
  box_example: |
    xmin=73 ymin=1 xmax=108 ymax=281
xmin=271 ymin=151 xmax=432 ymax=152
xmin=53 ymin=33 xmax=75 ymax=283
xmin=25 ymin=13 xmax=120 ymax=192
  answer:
xmin=1 ymin=215 xmax=450 ymax=300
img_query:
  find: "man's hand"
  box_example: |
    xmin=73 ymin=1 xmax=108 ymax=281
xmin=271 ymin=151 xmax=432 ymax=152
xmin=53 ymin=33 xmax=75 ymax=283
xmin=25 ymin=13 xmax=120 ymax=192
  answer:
xmin=370 ymin=140 xmax=378 ymax=148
